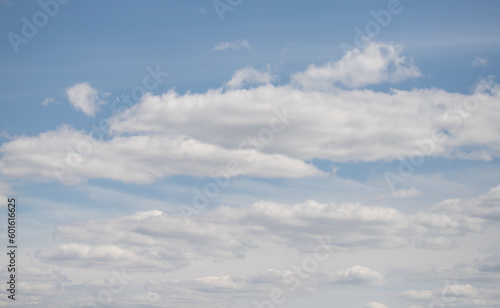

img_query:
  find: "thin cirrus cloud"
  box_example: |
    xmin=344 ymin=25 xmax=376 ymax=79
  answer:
xmin=472 ymin=56 xmax=489 ymax=67
xmin=66 ymin=82 xmax=106 ymax=116
xmin=377 ymin=187 xmax=422 ymax=200
xmin=212 ymin=39 xmax=251 ymax=51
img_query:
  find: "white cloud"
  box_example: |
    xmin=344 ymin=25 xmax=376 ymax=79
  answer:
xmin=0 ymin=125 xmax=323 ymax=184
xmin=330 ymin=265 xmax=384 ymax=285
xmin=66 ymin=82 xmax=106 ymax=116
xmin=398 ymin=284 xmax=486 ymax=307
xmin=35 ymin=186 xmax=500 ymax=271
xmin=11 ymin=186 xmax=500 ymax=307
xmin=213 ymin=39 xmax=251 ymax=51
xmin=108 ymin=75 xmax=500 ymax=164
xmin=472 ymin=57 xmax=489 ymax=67
xmin=292 ymin=42 xmax=421 ymax=89
xmin=1 ymin=43 xmax=500 ymax=184
xmin=225 ymin=66 xmax=274 ymax=88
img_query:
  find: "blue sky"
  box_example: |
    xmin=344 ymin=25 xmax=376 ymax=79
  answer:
xmin=1 ymin=1 xmax=500 ymax=307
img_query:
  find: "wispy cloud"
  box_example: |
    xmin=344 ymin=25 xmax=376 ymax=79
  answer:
xmin=40 ymin=97 xmax=56 ymax=106
xmin=472 ymin=57 xmax=489 ymax=67
xmin=225 ymin=66 xmax=274 ymax=88
xmin=377 ymin=187 xmax=422 ymax=200
xmin=213 ymin=39 xmax=251 ymax=51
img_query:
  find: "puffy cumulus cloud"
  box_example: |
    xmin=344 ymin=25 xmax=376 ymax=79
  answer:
xmin=292 ymin=42 xmax=421 ymax=89
xmin=225 ymin=66 xmax=274 ymax=89
xmin=212 ymin=39 xmax=251 ymax=51
xmin=364 ymin=303 xmax=389 ymax=308
xmin=36 ymin=188 xmax=500 ymax=271
xmin=36 ymin=209 xmax=253 ymax=270
xmin=0 ymin=125 xmax=323 ymax=184
xmin=109 ymin=74 xmax=500 ymax=165
xmin=396 ymin=284 xmax=500 ymax=307
xmin=329 ymin=265 xmax=384 ymax=285
xmin=1 ymin=43 xmax=500 ymax=184
xmin=66 ymin=82 xmax=106 ymax=116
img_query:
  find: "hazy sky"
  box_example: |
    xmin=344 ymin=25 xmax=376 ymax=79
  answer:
xmin=1 ymin=1 xmax=500 ymax=307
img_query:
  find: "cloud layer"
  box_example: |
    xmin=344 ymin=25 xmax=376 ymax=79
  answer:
xmin=1 ymin=42 xmax=500 ymax=185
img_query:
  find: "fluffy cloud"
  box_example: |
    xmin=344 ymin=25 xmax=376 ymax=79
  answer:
xmin=292 ymin=42 xmax=421 ymax=88
xmin=1 ymin=42 xmax=500 ymax=184
xmin=66 ymin=82 xmax=106 ymax=116
xmin=329 ymin=265 xmax=384 ymax=285
xmin=0 ymin=125 xmax=323 ymax=184
xmin=109 ymin=75 xmax=500 ymax=164
xmin=36 ymin=186 xmax=500 ymax=270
